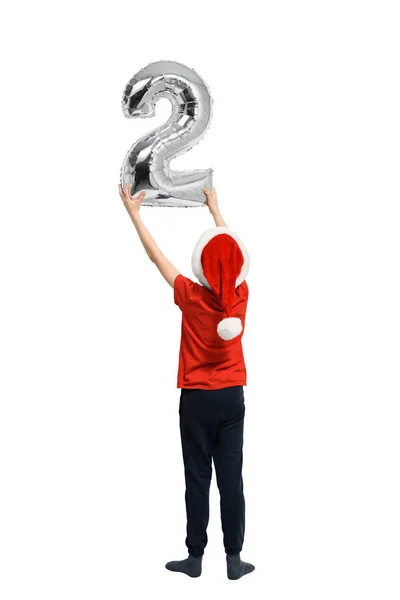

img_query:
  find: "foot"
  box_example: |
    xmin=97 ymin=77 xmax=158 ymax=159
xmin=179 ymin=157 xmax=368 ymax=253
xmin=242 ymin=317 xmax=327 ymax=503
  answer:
xmin=226 ymin=553 xmax=255 ymax=580
xmin=165 ymin=554 xmax=202 ymax=577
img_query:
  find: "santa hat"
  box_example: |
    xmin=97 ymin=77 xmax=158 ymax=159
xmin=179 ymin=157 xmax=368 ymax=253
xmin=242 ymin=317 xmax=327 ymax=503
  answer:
xmin=191 ymin=227 xmax=250 ymax=340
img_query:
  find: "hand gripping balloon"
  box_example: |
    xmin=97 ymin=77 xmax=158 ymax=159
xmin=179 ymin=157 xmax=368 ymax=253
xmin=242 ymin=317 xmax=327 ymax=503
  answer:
xmin=120 ymin=60 xmax=213 ymax=207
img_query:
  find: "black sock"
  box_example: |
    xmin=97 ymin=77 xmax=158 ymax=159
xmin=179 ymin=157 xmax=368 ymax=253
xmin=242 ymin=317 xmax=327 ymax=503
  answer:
xmin=226 ymin=553 xmax=255 ymax=580
xmin=165 ymin=554 xmax=202 ymax=577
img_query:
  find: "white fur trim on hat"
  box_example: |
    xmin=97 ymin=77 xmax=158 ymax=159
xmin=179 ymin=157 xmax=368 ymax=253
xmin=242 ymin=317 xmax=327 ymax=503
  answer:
xmin=217 ymin=317 xmax=243 ymax=340
xmin=191 ymin=226 xmax=250 ymax=290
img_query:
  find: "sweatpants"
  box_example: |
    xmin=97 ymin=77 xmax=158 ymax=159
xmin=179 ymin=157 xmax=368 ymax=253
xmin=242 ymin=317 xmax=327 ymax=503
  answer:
xmin=179 ymin=384 xmax=246 ymax=558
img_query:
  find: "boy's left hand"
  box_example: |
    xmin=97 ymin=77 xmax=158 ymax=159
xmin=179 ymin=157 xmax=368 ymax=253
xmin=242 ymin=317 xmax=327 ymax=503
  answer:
xmin=119 ymin=183 xmax=146 ymax=217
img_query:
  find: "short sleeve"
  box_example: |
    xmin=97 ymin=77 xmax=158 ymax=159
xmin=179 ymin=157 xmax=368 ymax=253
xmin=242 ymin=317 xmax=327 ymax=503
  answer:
xmin=174 ymin=274 xmax=195 ymax=311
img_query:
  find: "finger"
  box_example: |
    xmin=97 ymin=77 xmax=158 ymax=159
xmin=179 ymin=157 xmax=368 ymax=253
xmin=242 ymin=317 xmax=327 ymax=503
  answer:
xmin=125 ymin=183 xmax=132 ymax=198
xmin=135 ymin=191 xmax=146 ymax=202
xmin=203 ymin=187 xmax=210 ymax=196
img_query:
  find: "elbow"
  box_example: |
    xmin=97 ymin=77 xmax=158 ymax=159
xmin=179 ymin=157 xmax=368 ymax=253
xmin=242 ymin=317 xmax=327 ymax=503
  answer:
xmin=150 ymin=250 xmax=163 ymax=264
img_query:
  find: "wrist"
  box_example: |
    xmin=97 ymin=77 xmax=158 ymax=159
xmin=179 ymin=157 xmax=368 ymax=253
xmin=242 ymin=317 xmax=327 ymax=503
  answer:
xmin=209 ymin=206 xmax=220 ymax=216
xmin=130 ymin=211 xmax=141 ymax=221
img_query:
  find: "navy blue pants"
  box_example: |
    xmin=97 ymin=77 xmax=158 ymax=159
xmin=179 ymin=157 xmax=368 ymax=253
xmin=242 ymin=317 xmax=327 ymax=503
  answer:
xmin=179 ymin=385 xmax=246 ymax=557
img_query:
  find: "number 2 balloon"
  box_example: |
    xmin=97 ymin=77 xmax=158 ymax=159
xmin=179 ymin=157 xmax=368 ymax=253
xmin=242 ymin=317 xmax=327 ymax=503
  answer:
xmin=120 ymin=60 xmax=213 ymax=207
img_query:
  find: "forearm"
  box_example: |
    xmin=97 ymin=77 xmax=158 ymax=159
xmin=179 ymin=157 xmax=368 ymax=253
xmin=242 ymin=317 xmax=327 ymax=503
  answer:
xmin=130 ymin=213 xmax=163 ymax=262
xmin=210 ymin=208 xmax=227 ymax=228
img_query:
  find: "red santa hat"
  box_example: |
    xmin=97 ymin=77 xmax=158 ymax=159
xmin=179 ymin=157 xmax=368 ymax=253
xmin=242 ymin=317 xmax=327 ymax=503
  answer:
xmin=191 ymin=227 xmax=251 ymax=340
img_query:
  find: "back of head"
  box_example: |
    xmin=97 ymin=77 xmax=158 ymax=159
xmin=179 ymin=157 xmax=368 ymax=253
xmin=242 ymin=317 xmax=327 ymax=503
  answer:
xmin=191 ymin=227 xmax=250 ymax=340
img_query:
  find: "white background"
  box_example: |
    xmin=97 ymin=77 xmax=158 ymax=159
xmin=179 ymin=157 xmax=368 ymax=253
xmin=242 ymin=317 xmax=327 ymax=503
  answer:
xmin=0 ymin=1 xmax=399 ymax=598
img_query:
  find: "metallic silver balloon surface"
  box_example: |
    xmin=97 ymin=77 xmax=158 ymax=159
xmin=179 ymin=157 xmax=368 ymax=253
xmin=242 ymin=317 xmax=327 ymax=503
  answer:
xmin=121 ymin=60 xmax=213 ymax=207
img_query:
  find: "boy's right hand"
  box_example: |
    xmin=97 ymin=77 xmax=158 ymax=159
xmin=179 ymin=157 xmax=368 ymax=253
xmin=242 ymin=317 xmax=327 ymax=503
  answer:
xmin=203 ymin=187 xmax=227 ymax=228
xmin=203 ymin=188 xmax=218 ymax=214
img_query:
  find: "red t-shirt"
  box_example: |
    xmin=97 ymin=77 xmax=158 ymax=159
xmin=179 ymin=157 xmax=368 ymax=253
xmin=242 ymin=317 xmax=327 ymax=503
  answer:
xmin=174 ymin=274 xmax=249 ymax=390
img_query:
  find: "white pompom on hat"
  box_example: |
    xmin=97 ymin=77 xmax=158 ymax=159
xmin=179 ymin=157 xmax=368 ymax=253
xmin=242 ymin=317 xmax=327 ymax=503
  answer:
xmin=191 ymin=227 xmax=250 ymax=340
xmin=217 ymin=317 xmax=243 ymax=341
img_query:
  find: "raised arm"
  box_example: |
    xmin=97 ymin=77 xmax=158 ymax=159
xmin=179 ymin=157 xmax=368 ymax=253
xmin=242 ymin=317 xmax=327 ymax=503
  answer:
xmin=203 ymin=187 xmax=227 ymax=227
xmin=119 ymin=184 xmax=179 ymax=288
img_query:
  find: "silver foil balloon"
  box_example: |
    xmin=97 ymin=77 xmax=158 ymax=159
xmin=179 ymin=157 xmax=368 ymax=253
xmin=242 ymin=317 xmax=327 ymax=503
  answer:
xmin=120 ymin=60 xmax=213 ymax=207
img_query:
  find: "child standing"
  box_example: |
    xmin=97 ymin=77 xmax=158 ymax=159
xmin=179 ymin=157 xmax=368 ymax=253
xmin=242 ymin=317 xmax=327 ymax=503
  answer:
xmin=119 ymin=185 xmax=255 ymax=580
